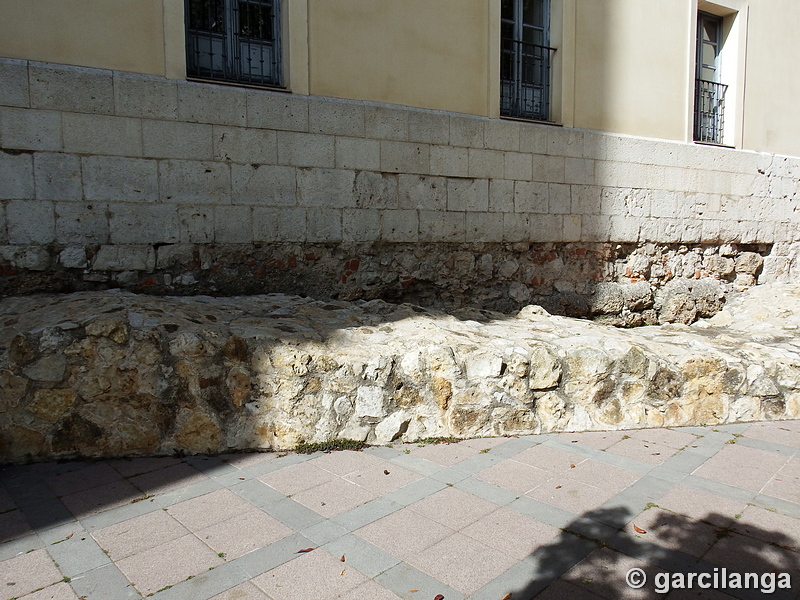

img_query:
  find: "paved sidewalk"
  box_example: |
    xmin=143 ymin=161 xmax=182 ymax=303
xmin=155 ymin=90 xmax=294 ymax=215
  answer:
xmin=2 ymin=421 xmax=800 ymax=600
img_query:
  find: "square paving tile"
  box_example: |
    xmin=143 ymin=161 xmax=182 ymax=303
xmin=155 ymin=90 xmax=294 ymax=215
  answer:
xmin=461 ymin=506 xmax=561 ymax=560
xmin=307 ymin=450 xmax=383 ymax=476
xmin=195 ymin=508 xmax=294 ymax=559
xmin=693 ymin=444 xmax=788 ymax=492
xmin=458 ymin=436 xmax=512 ymax=450
xmin=526 ymin=478 xmax=614 ymax=515
xmin=60 ymin=479 xmax=142 ymax=519
xmin=514 ymin=444 xmax=587 ymax=472
xmin=742 ymin=421 xmax=800 ymax=448
xmin=0 ymin=549 xmax=64 ymax=599
xmin=128 ymin=462 xmax=209 ymax=496
xmin=627 ymin=427 xmax=698 ymax=449
xmin=0 ymin=508 xmax=31 ymax=543
xmin=761 ymin=459 xmax=800 ymax=503
xmin=408 ymin=486 xmax=498 ymax=530
xmin=558 ymin=430 xmax=628 ymax=450
xmin=219 ymin=452 xmax=276 ymax=470
xmin=702 ymin=531 xmax=800 ymax=582
xmin=291 ymin=477 xmax=378 ymax=518
xmin=0 ymin=487 xmax=17 ymax=513
xmin=564 ymin=459 xmax=641 ymax=493
xmin=407 ymin=532 xmax=518 ymax=595
xmin=167 ymin=489 xmax=256 ymax=532
xmin=252 ymin=548 xmax=368 ymax=600
xmin=209 ymin=581 xmax=270 ymax=600
xmin=474 ymin=459 xmax=551 ymax=494
xmin=258 ymin=461 xmax=337 ymax=496
xmin=534 ymin=579 xmax=607 ymax=600
xmin=605 ymin=437 xmax=678 ymax=465
xmin=91 ymin=509 xmax=189 ymax=560
xmin=561 ymin=547 xmax=663 ymax=600
xmin=731 ymin=505 xmax=800 ymax=549
xmin=45 ymin=463 xmax=122 ymax=497
xmin=343 ymin=462 xmax=421 ymax=495
xmin=354 ymin=507 xmax=454 ymax=560
xmin=115 ymin=534 xmax=223 ymax=596
xmin=108 ymin=456 xmax=182 ymax=478
xmin=16 ymin=581 xmax=80 ymax=599
xmin=335 ymin=579 xmax=404 ymax=599
xmin=627 ymin=507 xmax=719 ymax=557
xmin=652 ymin=484 xmax=745 ymax=528
xmin=403 ymin=441 xmax=480 ymax=467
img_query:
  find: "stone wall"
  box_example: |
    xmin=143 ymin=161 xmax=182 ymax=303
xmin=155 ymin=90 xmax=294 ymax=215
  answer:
xmin=2 ymin=58 xmax=800 ymax=319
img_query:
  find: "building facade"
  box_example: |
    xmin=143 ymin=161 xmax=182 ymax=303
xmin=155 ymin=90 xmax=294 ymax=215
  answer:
xmin=1 ymin=0 xmax=799 ymax=321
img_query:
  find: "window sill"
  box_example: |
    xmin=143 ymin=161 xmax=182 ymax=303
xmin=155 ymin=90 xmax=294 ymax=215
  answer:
xmin=693 ymin=140 xmax=736 ymax=149
xmin=500 ymin=115 xmax=561 ymax=127
xmin=186 ymin=76 xmax=291 ymax=94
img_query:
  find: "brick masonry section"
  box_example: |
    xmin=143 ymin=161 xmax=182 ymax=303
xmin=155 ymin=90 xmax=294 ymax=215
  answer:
xmin=1 ymin=58 xmax=800 ymax=312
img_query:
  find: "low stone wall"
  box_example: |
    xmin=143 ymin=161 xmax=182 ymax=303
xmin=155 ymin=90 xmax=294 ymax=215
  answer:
xmin=2 ymin=285 xmax=799 ymax=464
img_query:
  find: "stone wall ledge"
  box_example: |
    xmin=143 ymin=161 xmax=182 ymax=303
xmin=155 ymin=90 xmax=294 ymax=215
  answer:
xmin=2 ymin=284 xmax=800 ymax=463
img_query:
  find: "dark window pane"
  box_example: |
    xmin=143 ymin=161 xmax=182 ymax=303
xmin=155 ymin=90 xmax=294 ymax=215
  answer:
xmin=523 ymin=0 xmax=543 ymax=28
xmin=502 ymin=0 xmax=514 ymax=21
xmin=239 ymin=1 xmax=273 ymax=40
xmin=189 ymin=0 xmax=224 ymax=32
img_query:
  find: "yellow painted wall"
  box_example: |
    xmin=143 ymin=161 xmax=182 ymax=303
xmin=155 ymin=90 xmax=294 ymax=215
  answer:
xmin=0 ymin=0 xmax=177 ymax=76
xmin=306 ymin=0 xmax=491 ymax=115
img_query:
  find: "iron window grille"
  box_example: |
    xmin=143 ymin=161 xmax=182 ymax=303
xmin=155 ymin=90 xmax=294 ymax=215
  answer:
xmin=501 ymin=0 xmax=554 ymax=121
xmin=693 ymin=11 xmax=725 ymax=144
xmin=185 ymin=0 xmax=281 ymax=87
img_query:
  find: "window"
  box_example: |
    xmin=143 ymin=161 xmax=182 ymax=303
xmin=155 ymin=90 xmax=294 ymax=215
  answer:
xmin=500 ymin=0 xmax=554 ymax=121
xmin=694 ymin=11 xmax=726 ymax=144
xmin=185 ymin=0 xmax=281 ymax=87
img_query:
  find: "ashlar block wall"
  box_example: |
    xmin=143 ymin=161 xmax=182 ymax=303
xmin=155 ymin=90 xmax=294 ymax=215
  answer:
xmin=1 ymin=58 xmax=800 ymax=319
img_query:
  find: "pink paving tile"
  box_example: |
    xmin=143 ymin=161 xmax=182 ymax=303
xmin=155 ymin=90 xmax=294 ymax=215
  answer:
xmin=564 ymin=459 xmax=641 ymax=493
xmin=60 ymin=479 xmax=143 ymax=519
xmin=209 ymin=581 xmax=270 ymax=600
xmin=0 ymin=508 xmax=31 ymax=543
xmin=128 ymin=462 xmax=209 ymax=496
xmin=252 ymin=549 xmax=368 ymax=600
xmin=115 ymin=534 xmax=223 ymax=596
xmin=335 ymin=580 xmax=404 ymax=600
xmin=258 ymin=461 xmax=337 ymax=496
xmin=627 ymin=507 xmax=719 ymax=557
xmin=167 ymin=489 xmax=255 ymax=532
xmin=0 ymin=487 xmax=17 ymax=513
xmin=458 ymin=436 xmax=512 ymax=450
xmin=694 ymin=455 xmax=781 ymax=493
xmin=461 ymin=506 xmax=560 ymax=560
xmin=695 ymin=443 xmax=788 ymax=475
xmin=474 ymin=459 xmax=551 ymax=494
xmin=0 ymin=549 xmax=64 ymax=599
xmin=652 ymin=485 xmax=745 ymax=528
xmin=761 ymin=461 xmax=800 ymax=503
xmin=343 ymin=462 xmax=421 ymax=495
xmin=742 ymin=421 xmax=800 ymax=448
xmin=527 ymin=478 xmax=615 ymax=514
xmin=513 ymin=444 xmax=587 ymax=472
xmin=731 ymin=505 xmax=800 ymax=549
xmin=354 ymin=507 xmax=455 ymax=560
xmin=534 ymin=579 xmax=607 ymax=600
xmin=45 ymin=463 xmax=122 ymax=497
xmin=92 ymin=509 xmax=189 ymax=560
xmin=562 ymin=548 xmax=662 ymax=600
xmin=627 ymin=427 xmax=698 ymax=449
xmin=409 ymin=486 xmax=498 ymax=530
xmin=306 ymin=450 xmax=383 ymax=476
xmin=558 ymin=430 xmax=629 ymax=450
xmin=404 ymin=441 xmax=480 ymax=467
xmin=218 ymin=452 xmax=276 ymax=469
xmin=195 ymin=508 xmax=294 ymax=559
xmin=108 ymin=456 xmax=182 ymax=478
xmin=407 ymin=532 xmax=518 ymax=595
xmin=605 ymin=437 xmax=678 ymax=465
xmin=703 ymin=531 xmax=800 ymax=582
xmin=290 ymin=478 xmax=378 ymax=518
xmin=17 ymin=581 xmax=79 ymax=600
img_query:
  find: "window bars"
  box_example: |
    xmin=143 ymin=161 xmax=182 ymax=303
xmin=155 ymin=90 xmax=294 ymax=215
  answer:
xmin=500 ymin=38 xmax=554 ymax=121
xmin=186 ymin=0 xmax=281 ymax=87
xmin=694 ymin=78 xmax=727 ymax=144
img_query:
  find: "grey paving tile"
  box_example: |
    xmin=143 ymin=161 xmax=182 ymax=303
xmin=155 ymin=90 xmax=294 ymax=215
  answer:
xmin=662 ymin=449 xmax=714 ymax=474
xmin=681 ymin=475 xmax=758 ymax=504
xmin=19 ymin=498 xmax=76 ymax=530
xmin=233 ymin=532 xmax=315 ymax=578
xmin=81 ymin=497 xmax=161 ymax=533
xmin=264 ymin=497 xmax=325 ymax=531
xmin=300 ymin=519 xmax=350 ymax=545
xmin=229 ymin=478 xmax=287 ymax=507
xmin=567 ymin=515 xmax=623 ymax=543
xmin=375 ymin=561 xmax=465 ymax=600
xmin=0 ymin=533 xmax=42 ymax=562
xmin=153 ymin=478 xmax=223 ymax=508
xmin=150 ymin=561 xmax=247 ymax=600
xmin=47 ymin=530 xmax=111 ymax=577
xmin=364 ymin=445 xmax=401 ymax=460
xmin=427 ymin=467 xmax=471 ymax=485
xmin=183 ymin=455 xmax=238 ymax=476
xmin=489 ymin=436 xmax=541 ymax=458
xmin=713 ymin=423 xmax=751 ymax=434
xmin=470 ymin=556 xmax=563 ymax=600
xmin=387 ymin=454 xmax=442 ymax=476
xmin=751 ymin=493 xmax=800 ymax=519
xmin=69 ymin=562 xmax=142 ymax=600
xmin=647 ymin=465 xmax=689 ymax=483
xmin=324 ymin=533 xmax=402 ymax=578
xmin=508 ymin=495 xmax=577 ymax=529
xmin=331 ymin=497 xmax=404 ymax=531
xmin=606 ymin=531 xmax=700 ymax=573
xmin=735 ymin=436 xmax=799 ymax=457
xmin=543 ymin=437 xmax=604 ymax=460
xmin=453 ymin=475 xmax=519 ymax=506
xmin=382 ymin=477 xmax=447 ymax=507
xmin=450 ymin=452 xmax=504 ymax=475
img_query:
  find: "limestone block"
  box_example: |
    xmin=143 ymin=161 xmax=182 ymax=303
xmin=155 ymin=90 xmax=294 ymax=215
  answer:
xmin=563 ymin=215 xmax=582 ymax=242
xmin=547 ymin=127 xmax=584 ymax=158
xmin=63 ymin=113 xmax=143 ymax=156
xmin=252 ymin=207 xmax=306 ymax=242
xmin=306 ymin=208 xmax=342 ymax=242
xmin=465 ymin=352 xmax=504 ymax=379
xmin=529 ymin=345 xmax=561 ymax=389
xmin=0 ymin=151 xmax=34 ymax=200
xmin=419 ymin=210 xmax=465 ymax=243
xmin=113 ymin=72 xmax=178 ymax=120
xmin=299 ymin=168 xmax=357 ymax=208
xmin=381 ymin=210 xmax=419 ymax=242
xmin=309 ymin=98 xmax=365 ymax=136
xmin=55 ymin=202 xmax=109 ymax=244
xmin=83 ymin=156 xmax=158 ymax=202
xmin=466 ymin=212 xmax=503 ymax=243
xmin=508 ymin=281 xmax=532 ymax=303
xmin=33 ymin=153 xmax=81 ymax=201
xmin=488 ymin=179 xmax=514 ymax=213
xmin=7 ymin=200 xmax=54 ymax=244
xmin=142 ymin=120 xmax=213 ymax=160
xmin=231 ymin=164 xmax=296 ymax=205
xmin=247 ymin=91 xmax=309 ymax=132
xmin=178 ymin=206 xmax=215 ymax=243
xmin=159 ymin=160 xmax=231 ymax=204
xmin=621 ymin=281 xmax=654 ymax=311
xmin=503 ymin=213 xmax=533 ymax=243
xmin=735 ymin=252 xmax=764 ymax=275
xmin=514 ymin=181 xmax=548 ymax=213
xmin=397 ymin=175 xmax=447 ymax=210
xmin=11 ymin=247 xmax=50 ymax=270
xmin=548 ymin=183 xmax=571 ymax=214
xmin=0 ymin=107 xmax=62 ymax=151
xmin=531 ymin=154 xmax=565 ymax=183
xmin=109 ymin=204 xmax=180 ymax=244
xmin=92 ymin=245 xmax=155 ymax=271
xmin=355 ymin=386 xmax=387 ymax=418
xmin=591 ymin=282 xmax=624 ymax=314
xmin=519 ymin=126 xmax=548 ymax=154
xmin=0 ymin=58 xmax=29 ymax=108
xmin=277 ymin=132 xmax=335 ymax=168
xmin=374 ymin=411 xmax=411 ymax=444
xmin=155 ymin=244 xmax=194 ymax=269
xmin=449 ymin=114 xmax=484 ymax=148
xmin=29 ymin=62 xmax=113 ymax=114
xmin=467 ymin=148 xmax=504 ymax=179
xmin=343 ymin=209 xmax=381 ymax=242
xmin=609 ymin=216 xmax=641 ymax=243
xmin=484 ymin=119 xmax=519 ymax=151
xmin=174 ymin=410 xmax=222 ymax=453
xmin=365 ymin=104 xmax=409 ymax=140
xmin=571 ymin=185 xmax=601 ymax=215
xmin=564 ymin=157 xmax=595 ymax=185
xmin=178 ymin=81 xmax=247 ymax=126
xmin=215 ymin=205 xmax=253 ymax=243
xmin=335 ymin=137 xmax=380 ymax=171
xmin=408 ymin=110 xmax=449 ymax=145
xmin=447 ymin=178 xmax=488 ymax=212
xmin=581 ymin=215 xmax=612 ymax=243
xmin=0 ymin=204 xmax=7 ymax=244
xmin=429 ymin=145 xmax=468 ymax=177
xmin=530 ymin=214 xmax=564 ymax=243
xmin=504 ymin=152 xmax=533 ymax=181
xmin=22 ymin=355 xmax=67 ymax=382
xmin=380 ymin=141 xmax=429 ymax=174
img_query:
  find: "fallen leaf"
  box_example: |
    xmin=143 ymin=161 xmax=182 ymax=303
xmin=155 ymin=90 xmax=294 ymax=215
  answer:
xmin=652 ymin=453 xmax=660 ymax=456
xmin=502 ymin=594 xmax=513 ymax=600
xmin=297 ymin=548 xmax=315 ymax=553
xmin=340 ymin=555 xmax=346 ymax=562
xmin=633 ymin=524 xmax=647 ymax=534
xmin=571 ymin=440 xmax=578 ymax=443
xmin=555 ymin=485 xmax=562 ymax=489
xmin=384 ymin=470 xmax=390 ymax=475
xmin=569 ymin=464 xmax=575 ymax=468
xmin=65 ymin=533 xmax=74 ymax=540
xmin=409 ymin=590 xmax=419 ymax=593
xmin=434 ymin=595 xmax=445 ymax=600
xmin=340 ymin=569 xmax=345 ymax=575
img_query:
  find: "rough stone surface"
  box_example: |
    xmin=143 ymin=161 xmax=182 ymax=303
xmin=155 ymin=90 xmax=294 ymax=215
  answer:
xmin=2 ymin=284 xmax=800 ymax=462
